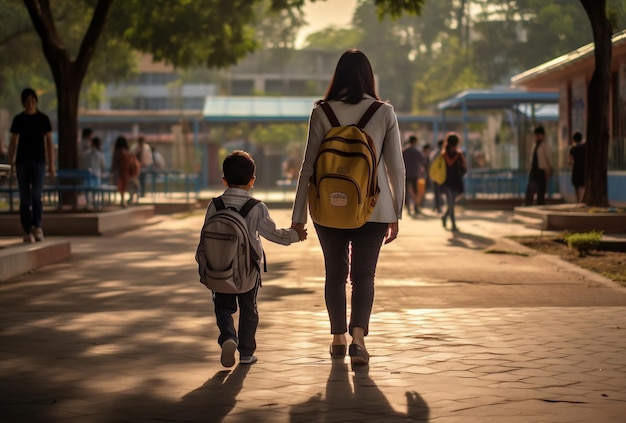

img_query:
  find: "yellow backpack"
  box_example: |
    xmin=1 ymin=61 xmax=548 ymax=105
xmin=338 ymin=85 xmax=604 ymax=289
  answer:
xmin=308 ymin=101 xmax=383 ymax=229
xmin=429 ymin=153 xmax=447 ymax=185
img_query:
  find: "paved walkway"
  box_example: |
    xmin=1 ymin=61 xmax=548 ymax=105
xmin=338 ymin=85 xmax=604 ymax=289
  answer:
xmin=1 ymin=207 xmax=625 ymax=422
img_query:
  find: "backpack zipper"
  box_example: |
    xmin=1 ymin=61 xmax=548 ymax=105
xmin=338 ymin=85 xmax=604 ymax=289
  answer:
xmin=204 ymin=231 xmax=237 ymax=242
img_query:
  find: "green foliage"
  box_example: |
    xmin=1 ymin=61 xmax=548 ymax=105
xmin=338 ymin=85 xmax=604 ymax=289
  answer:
xmin=254 ymin=0 xmax=306 ymax=49
xmin=564 ymin=231 xmax=604 ymax=257
xmin=304 ymin=26 xmax=363 ymax=50
xmin=107 ymin=0 xmax=259 ymax=69
xmin=249 ymin=123 xmax=307 ymax=150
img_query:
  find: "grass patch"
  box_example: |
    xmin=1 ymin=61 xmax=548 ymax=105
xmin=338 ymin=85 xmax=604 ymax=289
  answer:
xmin=511 ymin=234 xmax=626 ymax=287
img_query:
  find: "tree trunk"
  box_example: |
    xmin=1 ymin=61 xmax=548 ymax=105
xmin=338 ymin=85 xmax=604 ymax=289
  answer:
xmin=580 ymin=0 xmax=612 ymax=207
xmin=22 ymin=0 xmax=114 ymax=205
xmin=52 ymin=63 xmax=80 ymax=171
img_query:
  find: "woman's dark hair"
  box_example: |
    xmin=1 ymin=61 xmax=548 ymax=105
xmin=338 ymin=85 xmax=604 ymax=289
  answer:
xmin=223 ymin=150 xmax=256 ymax=186
xmin=445 ymin=133 xmax=460 ymax=153
xmin=21 ymin=88 xmax=38 ymax=105
xmin=322 ymin=49 xmax=379 ymax=104
xmin=114 ymin=136 xmax=129 ymax=151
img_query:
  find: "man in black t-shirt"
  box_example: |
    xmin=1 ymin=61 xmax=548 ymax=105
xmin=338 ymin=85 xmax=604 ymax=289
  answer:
xmin=7 ymin=88 xmax=55 ymax=243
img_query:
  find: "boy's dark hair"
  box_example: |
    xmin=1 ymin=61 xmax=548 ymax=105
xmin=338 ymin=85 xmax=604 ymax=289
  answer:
xmin=573 ymin=132 xmax=583 ymax=143
xmin=223 ymin=150 xmax=255 ymax=186
xmin=82 ymin=128 xmax=93 ymax=139
xmin=437 ymin=139 xmax=444 ymax=148
xmin=21 ymin=88 xmax=38 ymax=105
xmin=408 ymin=135 xmax=418 ymax=145
xmin=534 ymin=126 xmax=545 ymax=135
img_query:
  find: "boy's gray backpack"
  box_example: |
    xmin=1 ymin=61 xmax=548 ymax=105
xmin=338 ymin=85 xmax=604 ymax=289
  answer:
xmin=195 ymin=196 xmax=261 ymax=294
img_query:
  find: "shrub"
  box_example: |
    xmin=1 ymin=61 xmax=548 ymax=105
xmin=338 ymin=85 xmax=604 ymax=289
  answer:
xmin=563 ymin=231 xmax=603 ymax=257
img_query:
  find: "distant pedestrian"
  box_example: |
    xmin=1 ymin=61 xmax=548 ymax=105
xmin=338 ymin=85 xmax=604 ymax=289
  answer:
xmin=79 ymin=128 xmax=93 ymax=169
xmin=111 ymin=136 xmax=140 ymax=208
xmin=134 ymin=136 xmax=153 ymax=197
xmin=7 ymin=88 xmax=55 ymax=243
xmin=421 ymin=143 xmax=432 ymax=209
xmin=569 ymin=132 xmax=585 ymax=203
xmin=82 ymin=136 xmax=106 ymax=185
xmin=402 ymin=135 xmax=425 ymax=215
xmin=524 ymin=126 xmax=552 ymax=206
xmin=430 ymin=139 xmax=444 ymax=214
xmin=151 ymin=145 xmax=166 ymax=171
xmin=199 ymin=151 xmax=306 ymax=367
xmin=441 ymin=133 xmax=466 ymax=232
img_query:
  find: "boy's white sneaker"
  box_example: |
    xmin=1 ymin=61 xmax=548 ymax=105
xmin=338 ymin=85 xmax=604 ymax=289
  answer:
xmin=239 ymin=355 xmax=257 ymax=365
xmin=220 ymin=339 xmax=237 ymax=368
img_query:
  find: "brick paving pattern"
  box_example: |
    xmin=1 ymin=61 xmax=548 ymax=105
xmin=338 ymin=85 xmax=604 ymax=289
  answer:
xmin=1 ymin=209 xmax=625 ymax=422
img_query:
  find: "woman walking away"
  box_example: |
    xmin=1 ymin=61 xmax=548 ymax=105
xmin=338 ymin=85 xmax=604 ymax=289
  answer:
xmin=291 ymin=49 xmax=405 ymax=366
xmin=7 ymin=88 xmax=55 ymax=243
xmin=441 ymin=133 xmax=467 ymax=232
xmin=110 ymin=136 xmax=140 ymax=208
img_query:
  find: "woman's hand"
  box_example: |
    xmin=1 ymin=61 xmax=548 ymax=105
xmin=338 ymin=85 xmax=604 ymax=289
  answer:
xmin=291 ymin=221 xmax=305 ymax=231
xmin=384 ymin=222 xmax=399 ymax=244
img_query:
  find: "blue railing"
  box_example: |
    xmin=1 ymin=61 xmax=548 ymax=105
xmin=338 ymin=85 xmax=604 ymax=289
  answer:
xmin=0 ymin=168 xmax=200 ymax=212
xmin=464 ymin=168 xmax=559 ymax=199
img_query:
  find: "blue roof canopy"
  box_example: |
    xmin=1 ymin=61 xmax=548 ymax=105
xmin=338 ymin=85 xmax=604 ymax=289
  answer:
xmin=438 ymin=89 xmax=558 ymax=111
xmin=202 ymin=96 xmax=318 ymax=122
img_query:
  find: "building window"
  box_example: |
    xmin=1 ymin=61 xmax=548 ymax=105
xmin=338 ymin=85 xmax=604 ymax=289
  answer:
xmin=231 ymin=80 xmax=254 ymax=95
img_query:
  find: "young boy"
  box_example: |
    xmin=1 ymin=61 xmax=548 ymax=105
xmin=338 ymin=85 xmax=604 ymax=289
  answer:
xmin=203 ymin=150 xmax=306 ymax=367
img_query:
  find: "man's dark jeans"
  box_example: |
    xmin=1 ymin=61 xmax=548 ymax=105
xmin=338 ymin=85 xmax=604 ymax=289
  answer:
xmin=525 ymin=170 xmax=547 ymax=206
xmin=16 ymin=161 xmax=46 ymax=233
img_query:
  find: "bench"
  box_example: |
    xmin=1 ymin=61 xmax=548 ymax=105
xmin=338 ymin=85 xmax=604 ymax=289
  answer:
xmin=0 ymin=169 xmax=118 ymax=212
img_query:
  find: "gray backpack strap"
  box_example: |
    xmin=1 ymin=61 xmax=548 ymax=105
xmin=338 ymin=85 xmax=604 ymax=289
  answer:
xmin=212 ymin=196 xmax=226 ymax=210
xmin=239 ymin=198 xmax=260 ymax=217
xmin=237 ymin=197 xmax=267 ymax=274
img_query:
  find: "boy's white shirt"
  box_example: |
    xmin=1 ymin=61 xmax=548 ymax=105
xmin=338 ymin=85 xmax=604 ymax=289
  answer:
xmin=203 ymin=187 xmax=299 ymax=263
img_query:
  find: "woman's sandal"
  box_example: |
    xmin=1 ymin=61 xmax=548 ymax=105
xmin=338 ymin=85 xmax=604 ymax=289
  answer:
xmin=348 ymin=343 xmax=369 ymax=365
xmin=329 ymin=344 xmax=347 ymax=359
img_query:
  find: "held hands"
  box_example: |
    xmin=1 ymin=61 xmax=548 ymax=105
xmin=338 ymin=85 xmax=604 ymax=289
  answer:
xmin=384 ymin=221 xmax=399 ymax=244
xmin=291 ymin=222 xmax=308 ymax=241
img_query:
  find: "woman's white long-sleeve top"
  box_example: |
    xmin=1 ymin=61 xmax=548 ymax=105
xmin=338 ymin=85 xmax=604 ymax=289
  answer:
xmin=291 ymin=96 xmax=405 ymax=224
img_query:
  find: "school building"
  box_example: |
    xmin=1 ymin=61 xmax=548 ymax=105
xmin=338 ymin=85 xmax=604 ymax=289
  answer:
xmin=511 ymin=29 xmax=626 ymax=204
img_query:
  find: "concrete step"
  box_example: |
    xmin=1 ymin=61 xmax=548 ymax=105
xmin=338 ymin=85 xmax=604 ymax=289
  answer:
xmin=0 ymin=206 xmax=155 ymax=236
xmin=0 ymin=240 xmax=71 ymax=281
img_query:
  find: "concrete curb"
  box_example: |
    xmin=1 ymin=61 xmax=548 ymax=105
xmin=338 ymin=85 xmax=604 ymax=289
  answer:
xmin=486 ymin=234 xmax=626 ymax=291
xmin=0 ymin=240 xmax=71 ymax=281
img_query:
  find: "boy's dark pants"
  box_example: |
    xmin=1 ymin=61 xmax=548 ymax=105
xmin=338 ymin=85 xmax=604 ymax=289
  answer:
xmin=213 ymin=282 xmax=259 ymax=357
